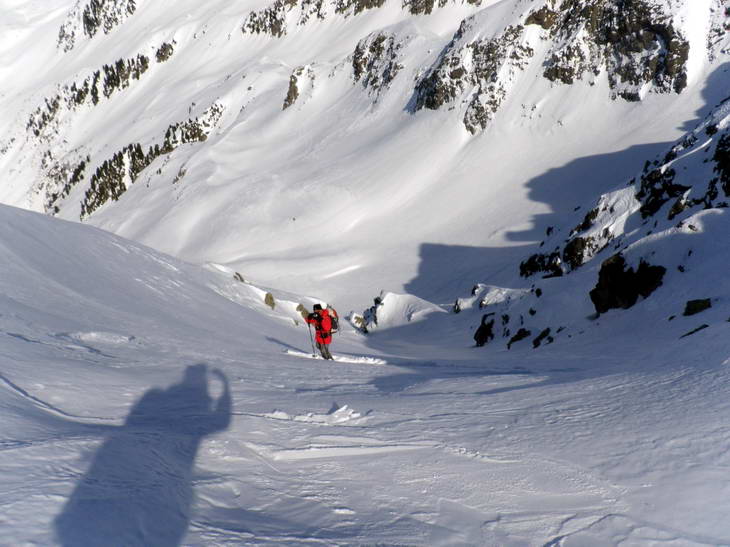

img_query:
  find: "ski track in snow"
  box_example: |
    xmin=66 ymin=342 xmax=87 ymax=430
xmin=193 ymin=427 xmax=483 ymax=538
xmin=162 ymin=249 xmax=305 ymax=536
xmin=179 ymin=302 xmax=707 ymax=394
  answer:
xmin=284 ymin=348 xmax=388 ymax=365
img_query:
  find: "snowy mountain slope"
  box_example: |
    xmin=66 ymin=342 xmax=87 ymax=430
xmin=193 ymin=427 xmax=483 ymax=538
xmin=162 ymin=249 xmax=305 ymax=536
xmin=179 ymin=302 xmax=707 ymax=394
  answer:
xmin=1 ymin=197 xmax=730 ymax=545
xmin=431 ymin=85 xmax=730 ymax=352
xmin=1 ymin=4 xmax=730 ymax=542
xmin=0 ymin=0 xmax=728 ymax=311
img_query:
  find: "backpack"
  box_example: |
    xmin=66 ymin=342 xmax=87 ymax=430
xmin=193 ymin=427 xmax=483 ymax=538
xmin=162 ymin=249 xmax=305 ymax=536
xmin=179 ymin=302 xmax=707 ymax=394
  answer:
xmin=327 ymin=305 xmax=340 ymax=333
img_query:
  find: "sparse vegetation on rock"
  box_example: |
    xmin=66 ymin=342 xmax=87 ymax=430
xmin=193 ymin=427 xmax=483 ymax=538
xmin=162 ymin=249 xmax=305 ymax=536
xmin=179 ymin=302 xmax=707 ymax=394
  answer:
xmin=58 ymin=0 xmax=138 ymax=52
xmin=336 ymin=0 xmax=386 ymax=15
xmin=27 ymin=54 xmax=152 ymax=139
xmin=243 ymin=0 xmax=294 ymax=37
xmin=242 ymin=0 xmax=391 ymax=37
xmin=283 ymin=66 xmax=315 ymax=110
xmin=45 ymin=156 xmax=90 ymax=214
xmin=155 ymin=42 xmax=175 ymax=63
xmin=414 ymin=23 xmax=533 ymax=133
xmin=353 ymin=32 xmax=403 ymax=100
xmin=528 ymin=0 xmax=690 ymax=100
xmin=81 ymin=103 xmax=224 ymax=218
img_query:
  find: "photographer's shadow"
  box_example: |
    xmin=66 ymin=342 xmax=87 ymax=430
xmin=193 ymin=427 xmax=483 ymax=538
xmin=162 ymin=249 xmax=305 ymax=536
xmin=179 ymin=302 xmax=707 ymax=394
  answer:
xmin=54 ymin=364 xmax=231 ymax=547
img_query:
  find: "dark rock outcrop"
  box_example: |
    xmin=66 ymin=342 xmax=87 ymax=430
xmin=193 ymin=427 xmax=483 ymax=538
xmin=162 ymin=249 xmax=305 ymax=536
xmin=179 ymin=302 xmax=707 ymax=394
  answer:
xmin=473 ymin=314 xmax=495 ymax=347
xmin=589 ymin=253 xmax=666 ymax=314
xmin=530 ymin=0 xmax=690 ymax=100
xmin=353 ymin=32 xmax=403 ymax=99
xmin=683 ymin=299 xmax=711 ymax=316
xmin=59 ymin=0 xmax=138 ymax=52
xmin=413 ymin=23 xmax=533 ymax=133
xmin=507 ymin=328 xmax=531 ymax=349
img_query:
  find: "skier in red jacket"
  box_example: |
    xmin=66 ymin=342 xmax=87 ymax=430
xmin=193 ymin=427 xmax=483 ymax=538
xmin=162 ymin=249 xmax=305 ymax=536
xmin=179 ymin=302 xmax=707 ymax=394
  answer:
xmin=306 ymin=304 xmax=334 ymax=360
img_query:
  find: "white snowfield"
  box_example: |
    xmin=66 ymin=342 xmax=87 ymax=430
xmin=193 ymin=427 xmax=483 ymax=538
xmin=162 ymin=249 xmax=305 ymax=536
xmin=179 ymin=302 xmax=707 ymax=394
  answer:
xmin=1 ymin=203 xmax=729 ymax=546
xmin=0 ymin=0 xmax=728 ymax=311
xmin=1 ymin=0 xmax=730 ymax=545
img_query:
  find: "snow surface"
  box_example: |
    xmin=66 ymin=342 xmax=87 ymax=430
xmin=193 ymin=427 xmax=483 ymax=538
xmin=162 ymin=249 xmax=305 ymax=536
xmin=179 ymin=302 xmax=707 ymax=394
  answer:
xmin=1 ymin=201 xmax=729 ymax=546
xmin=1 ymin=1 xmax=730 ymax=545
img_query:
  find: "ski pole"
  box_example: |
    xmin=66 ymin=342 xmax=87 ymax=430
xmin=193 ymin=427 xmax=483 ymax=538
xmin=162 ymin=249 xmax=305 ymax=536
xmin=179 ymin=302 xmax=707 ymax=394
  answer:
xmin=307 ymin=323 xmax=316 ymax=357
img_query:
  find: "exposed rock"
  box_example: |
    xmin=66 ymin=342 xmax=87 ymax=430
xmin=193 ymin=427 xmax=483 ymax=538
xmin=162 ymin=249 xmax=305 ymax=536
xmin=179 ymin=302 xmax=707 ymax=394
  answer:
xmin=530 ymin=0 xmax=690 ymax=100
xmin=45 ymin=156 xmax=90 ymax=214
xmin=299 ymin=0 xmax=327 ymax=23
xmin=572 ymin=207 xmax=599 ymax=234
xmin=563 ymin=236 xmax=597 ymax=271
xmin=683 ymin=298 xmax=711 ymax=316
xmin=283 ymin=67 xmax=307 ymax=110
xmin=242 ymin=0 xmax=387 ymax=37
xmin=636 ymin=166 xmax=687 ymax=217
xmin=413 ymin=23 xmax=534 ymax=133
xmin=27 ymin=54 xmax=151 ymax=139
xmin=403 ymin=0 xmax=448 ymax=15
xmin=155 ymin=42 xmax=175 ymax=63
xmin=507 ymin=328 xmax=531 ymax=349
xmin=282 ymin=66 xmax=315 ymax=110
xmin=353 ymin=32 xmax=403 ymax=100
xmin=532 ymin=328 xmax=552 ymax=348
xmin=520 ymin=251 xmax=563 ymax=278
xmin=81 ymin=103 xmax=224 ymax=218
xmin=336 ymin=0 xmax=387 ymax=16
xmin=589 ymin=253 xmax=666 ymax=314
xmin=296 ymin=303 xmax=308 ymax=318
xmin=680 ymin=324 xmax=709 ymax=338
xmin=667 ymin=197 xmax=689 ymax=220
xmin=713 ymin=133 xmax=730 ymax=198
xmin=242 ymin=0 xmax=294 ymax=37
xmin=525 ymin=6 xmax=558 ymax=30
xmin=630 ymin=118 xmax=730 ymax=221
xmin=59 ymin=0 xmax=138 ymax=52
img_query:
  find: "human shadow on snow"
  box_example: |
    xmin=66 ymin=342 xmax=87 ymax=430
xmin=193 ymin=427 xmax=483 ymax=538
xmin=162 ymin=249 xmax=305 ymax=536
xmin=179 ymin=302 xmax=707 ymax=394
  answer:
xmin=54 ymin=364 xmax=231 ymax=547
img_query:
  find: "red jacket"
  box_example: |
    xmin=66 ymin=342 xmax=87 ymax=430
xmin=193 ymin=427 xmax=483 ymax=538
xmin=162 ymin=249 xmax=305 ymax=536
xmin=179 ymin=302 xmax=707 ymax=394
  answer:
xmin=306 ymin=309 xmax=332 ymax=345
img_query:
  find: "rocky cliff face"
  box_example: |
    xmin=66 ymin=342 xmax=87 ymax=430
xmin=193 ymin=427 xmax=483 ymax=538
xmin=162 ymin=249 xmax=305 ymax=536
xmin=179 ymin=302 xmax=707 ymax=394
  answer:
xmin=465 ymin=94 xmax=730 ymax=350
xmin=535 ymin=0 xmax=690 ymax=100
xmin=0 ymin=0 xmax=728 ymax=321
xmin=413 ymin=22 xmax=534 ymax=133
xmin=520 ymin=95 xmax=730 ymax=282
xmin=58 ymin=0 xmax=138 ymax=52
xmin=413 ymin=0 xmax=696 ymax=133
xmin=3 ymin=0 xmax=723 ymax=220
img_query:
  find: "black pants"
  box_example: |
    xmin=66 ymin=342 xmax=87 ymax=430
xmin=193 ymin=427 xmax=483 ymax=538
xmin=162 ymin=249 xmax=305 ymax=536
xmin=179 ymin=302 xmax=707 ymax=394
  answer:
xmin=316 ymin=342 xmax=333 ymax=360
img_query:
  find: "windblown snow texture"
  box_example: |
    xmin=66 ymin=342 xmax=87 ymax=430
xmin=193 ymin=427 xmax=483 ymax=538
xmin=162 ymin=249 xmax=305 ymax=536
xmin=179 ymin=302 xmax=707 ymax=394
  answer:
xmin=0 ymin=0 xmax=729 ymax=545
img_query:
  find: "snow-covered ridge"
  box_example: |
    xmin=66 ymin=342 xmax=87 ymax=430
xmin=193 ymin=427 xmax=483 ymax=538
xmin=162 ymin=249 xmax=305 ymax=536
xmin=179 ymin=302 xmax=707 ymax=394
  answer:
xmin=3 ymin=0 xmax=725 ymax=220
xmin=453 ymin=95 xmax=730 ymax=351
xmin=2 ymin=177 xmax=730 ymax=545
xmin=0 ymin=0 xmax=728 ymax=315
xmin=521 ymin=94 xmax=730 ymax=281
